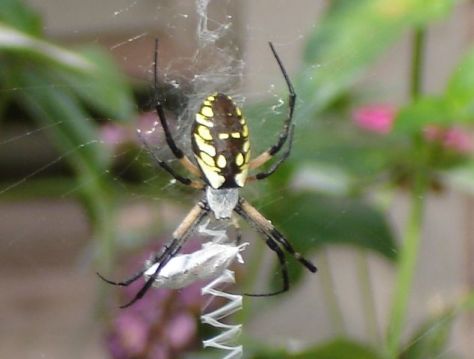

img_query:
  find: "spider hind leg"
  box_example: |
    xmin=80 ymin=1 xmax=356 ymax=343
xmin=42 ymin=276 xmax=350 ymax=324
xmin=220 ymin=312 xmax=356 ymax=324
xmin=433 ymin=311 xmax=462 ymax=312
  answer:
xmin=244 ymin=237 xmax=290 ymax=297
xmin=235 ymin=198 xmax=317 ymax=273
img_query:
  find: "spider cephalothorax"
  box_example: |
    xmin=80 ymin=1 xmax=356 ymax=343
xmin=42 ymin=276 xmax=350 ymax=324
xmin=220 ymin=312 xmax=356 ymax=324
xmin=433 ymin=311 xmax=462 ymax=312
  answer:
xmin=98 ymin=40 xmax=317 ymax=308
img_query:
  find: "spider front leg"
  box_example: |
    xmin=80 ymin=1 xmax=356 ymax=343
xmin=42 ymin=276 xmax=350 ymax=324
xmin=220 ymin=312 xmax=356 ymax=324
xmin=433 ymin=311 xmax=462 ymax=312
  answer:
xmin=246 ymin=124 xmax=294 ymax=183
xmin=248 ymin=42 xmax=296 ymax=174
xmin=98 ymin=201 xmax=209 ymax=308
xmin=153 ymin=38 xmax=201 ymax=178
xmin=137 ymin=130 xmax=204 ymax=189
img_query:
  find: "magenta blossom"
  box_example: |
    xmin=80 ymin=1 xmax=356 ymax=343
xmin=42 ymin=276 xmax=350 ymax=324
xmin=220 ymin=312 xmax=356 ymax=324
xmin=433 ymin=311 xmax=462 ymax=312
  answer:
xmin=104 ymin=239 xmax=204 ymax=359
xmin=423 ymin=125 xmax=473 ymax=153
xmin=99 ymin=111 xmax=163 ymax=150
xmin=352 ymin=105 xmax=396 ymax=134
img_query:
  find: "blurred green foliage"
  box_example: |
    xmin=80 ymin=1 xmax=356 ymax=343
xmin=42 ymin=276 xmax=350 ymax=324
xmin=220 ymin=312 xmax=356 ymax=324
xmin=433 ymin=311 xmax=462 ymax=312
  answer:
xmin=0 ymin=0 xmax=135 ymax=269
xmin=250 ymin=339 xmax=383 ymax=359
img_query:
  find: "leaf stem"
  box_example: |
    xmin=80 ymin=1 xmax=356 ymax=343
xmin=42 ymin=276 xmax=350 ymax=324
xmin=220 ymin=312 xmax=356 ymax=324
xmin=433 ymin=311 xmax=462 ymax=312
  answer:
xmin=385 ymin=26 xmax=428 ymax=357
xmin=410 ymin=27 xmax=426 ymax=100
xmin=385 ymin=171 xmax=426 ymax=357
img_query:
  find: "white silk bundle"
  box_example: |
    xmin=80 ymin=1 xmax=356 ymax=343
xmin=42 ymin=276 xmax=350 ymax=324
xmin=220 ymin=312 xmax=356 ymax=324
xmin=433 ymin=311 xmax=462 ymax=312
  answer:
xmin=146 ymin=219 xmax=246 ymax=359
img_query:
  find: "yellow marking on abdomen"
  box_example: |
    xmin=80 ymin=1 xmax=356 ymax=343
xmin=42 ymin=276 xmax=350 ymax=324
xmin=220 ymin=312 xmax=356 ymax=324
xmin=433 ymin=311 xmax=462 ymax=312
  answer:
xmin=194 ymin=134 xmax=216 ymax=156
xmin=197 ymin=125 xmax=212 ymax=140
xmin=235 ymin=153 xmax=244 ymax=166
xmin=243 ymin=140 xmax=250 ymax=153
xmin=196 ymin=113 xmax=214 ymax=127
xmin=196 ymin=156 xmax=225 ymax=188
xmin=200 ymin=152 xmax=216 ymax=167
xmin=231 ymin=132 xmax=241 ymax=138
xmin=218 ymin=133 xmax=230 ymax=139
xmin=216 ymin=155 xmax=227 ymax=168
xmin=201 ymin=106 xmax=214 ymax=117
xmin=242 ymin=124 xmax=249 ymax=137
xmin=235 ymin=169 xmax=248 ymax=187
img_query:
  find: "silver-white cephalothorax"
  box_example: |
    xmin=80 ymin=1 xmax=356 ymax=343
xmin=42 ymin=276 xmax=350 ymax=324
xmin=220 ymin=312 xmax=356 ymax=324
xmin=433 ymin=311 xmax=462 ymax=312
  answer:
xmin=206 ymin=187 xmax=239 ymax=219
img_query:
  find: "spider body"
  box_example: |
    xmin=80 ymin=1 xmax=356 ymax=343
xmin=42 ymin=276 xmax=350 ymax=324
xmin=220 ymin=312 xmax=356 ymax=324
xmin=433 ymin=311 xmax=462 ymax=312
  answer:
xmin=98 ymin=40 xmax=317 ymax=308
xmin=192 ymin=93 xmax=250 ymax=189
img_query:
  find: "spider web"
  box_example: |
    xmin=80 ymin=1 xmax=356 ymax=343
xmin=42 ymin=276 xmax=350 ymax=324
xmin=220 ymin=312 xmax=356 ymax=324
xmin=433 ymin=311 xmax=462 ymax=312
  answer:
xmin=0 ymin=2 xmax=318 ymax=357
xmin=0 ymin=0 xmax=469 ymax=358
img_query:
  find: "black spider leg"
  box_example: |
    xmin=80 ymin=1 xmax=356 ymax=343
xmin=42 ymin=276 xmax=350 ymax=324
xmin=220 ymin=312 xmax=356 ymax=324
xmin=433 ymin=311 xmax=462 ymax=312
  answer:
xmin=119 ymin=201 xmax=209 ymax=308
xmin=137 ymin=131 xmax=194 ymax=186
xmin=137 ymin=39 xmax=201 ymax=186
xmin=268 ymin=221 xmax=317 ymax=272
xmin=96 ymin=240 xmax=172 ymax=288
xmin=98 ymin=201 xmax=209 ymax=308
xmin=120 ymin=241 xmax=182 ymax=308
xmin=254 ymin=124 xmax=295 ymax=181
xmin=248 ymin=42 xmax=296 ymax=173
xmin=234 ymin=203 xmax=289 ymax=296
xmin=247 ymin=239 xmax=289 ymax=297
xmin=237 ymin=198 xmax=317 ymax=272
xmin=152 ymin=39 xmax=200 ymax=177
xmin=267 ymin=41 xmax=296 ymax=157
xmin=153 ymin=39 xmax=183 ymax=160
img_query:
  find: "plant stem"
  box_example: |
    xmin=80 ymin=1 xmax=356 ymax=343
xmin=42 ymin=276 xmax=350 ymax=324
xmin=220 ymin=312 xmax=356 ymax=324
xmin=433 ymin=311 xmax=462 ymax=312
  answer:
xmin=410 ymin=27 xmax=425 ymax=100
xmin=385 ymin=172 xmax=426 ymax=357
xmin=319 ymin=249 xmax=346 ymax=335
xmin=356 ymin=250 xmax=380 ymax=342
xmin=385 ymin=26 xmax=428 ymax=358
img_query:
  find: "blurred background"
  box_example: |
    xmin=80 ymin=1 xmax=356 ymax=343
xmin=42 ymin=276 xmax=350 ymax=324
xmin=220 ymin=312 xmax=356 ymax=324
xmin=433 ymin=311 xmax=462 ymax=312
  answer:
xmin=1 ymin=0 xmax=473 ymax=358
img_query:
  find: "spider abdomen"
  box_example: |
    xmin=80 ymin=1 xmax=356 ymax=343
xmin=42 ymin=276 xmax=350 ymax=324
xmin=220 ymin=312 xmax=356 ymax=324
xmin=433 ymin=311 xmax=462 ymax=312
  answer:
xmin=191 ymin=93 xmax=250 ymax=189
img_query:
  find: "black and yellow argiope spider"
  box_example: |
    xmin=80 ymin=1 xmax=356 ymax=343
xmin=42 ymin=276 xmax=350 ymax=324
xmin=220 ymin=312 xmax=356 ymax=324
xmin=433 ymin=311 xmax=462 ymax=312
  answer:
xmin=98 ymin=40 xmax=317 ymax=308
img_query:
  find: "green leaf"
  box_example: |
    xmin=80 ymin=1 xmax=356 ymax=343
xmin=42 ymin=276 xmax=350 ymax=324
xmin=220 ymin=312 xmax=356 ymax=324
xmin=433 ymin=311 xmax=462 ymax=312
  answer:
xmin=400 ymin=311 xmax=455 ymax=359
xmin=0 ymin=22 xmax=95 ymax=73
xmin=261 ymin=190 xmax=396 ymax=285
xmin=57 ymin=46 xmax=135 ymax=121
xmin=17 ymin=68 xmax=109 ymax=170
xmin=446 ymin=48 xmax=474 ymax=121
xmin=394 ymin=48 xmax=474 ymax=133
xmin=251 ymin=339 xmax=383 ymax=359
xmin=297 ymin=0 xmax=457 ymax=120
xmin=393 ymin=97 xmax=453 ymax=133
xmin=292 ymin=121 xmax=403 ymax=179
xmin=0 ymin=0 xmax=42 ymax=35
xmin=401 ymin=291 xmax=474 ymax=359
xmin=17 ymin=68 xmax=117 ymax=269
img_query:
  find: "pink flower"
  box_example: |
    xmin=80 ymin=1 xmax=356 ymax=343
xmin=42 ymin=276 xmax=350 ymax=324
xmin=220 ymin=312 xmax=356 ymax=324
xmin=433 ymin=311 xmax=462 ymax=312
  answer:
xmin=166 ymin=313 xmax=197 ymax=350
xmin=423 ymin=125 xmax=473 ymax=153
xmin=352 ymin=105 xmax=396 ymax=134
xmin=114 ymin=313 xmax=149 ymax=356
xmin=100 ymin=123 xmax=129 ymax=147
xmin=104 ymin=239 xmax=204 ymax=359
xmin=99 ymin=111 xmax=163 ymax=150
